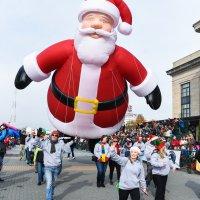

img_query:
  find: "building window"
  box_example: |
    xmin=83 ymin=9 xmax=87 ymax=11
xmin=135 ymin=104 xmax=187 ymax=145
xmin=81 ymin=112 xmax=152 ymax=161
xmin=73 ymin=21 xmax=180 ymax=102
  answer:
xmin=181 ymin=82 xmax=190 ymax=117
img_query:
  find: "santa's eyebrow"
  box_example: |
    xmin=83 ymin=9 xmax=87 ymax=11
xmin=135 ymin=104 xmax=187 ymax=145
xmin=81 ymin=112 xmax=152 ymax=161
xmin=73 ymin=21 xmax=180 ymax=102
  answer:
xmin=84 ymin=13 xmax=95 ymax=18
xmin=100 ymin=16 xmax=110 ymax=21
xmin=100 ymin=15 xmax=114 ymax=24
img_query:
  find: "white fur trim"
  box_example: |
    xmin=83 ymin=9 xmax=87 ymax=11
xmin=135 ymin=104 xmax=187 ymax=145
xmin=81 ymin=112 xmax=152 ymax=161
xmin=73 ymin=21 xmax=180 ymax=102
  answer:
xmin=47 ymin=109 xmax=124 ymax=139
xmin=23 ymin=52 xmax=51 ymax=82
xmin=149 ymin=136 xmax=159 ymax=142
xmin=78 ymin=0 xmax=120 ymax=27
xmin=118 ymin=22 xmax=132 ymax=35
xmin=130 ymin=69 xmax=157 ymax=97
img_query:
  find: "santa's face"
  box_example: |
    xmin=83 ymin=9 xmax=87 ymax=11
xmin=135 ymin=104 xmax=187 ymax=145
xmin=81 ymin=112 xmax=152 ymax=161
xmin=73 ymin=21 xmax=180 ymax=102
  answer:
xmin=74 ymin=12 xmax=117 ymax=65
xmin=81 ymin=12 xmax=114 ymax=39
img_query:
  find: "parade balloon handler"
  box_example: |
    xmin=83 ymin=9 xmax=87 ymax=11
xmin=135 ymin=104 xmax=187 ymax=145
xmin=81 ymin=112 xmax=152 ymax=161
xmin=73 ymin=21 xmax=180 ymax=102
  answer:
xmin=110 ymin=145 xmax=147 ymax=200
xmin=14 ymin=0 xmax=162 ymax=150
xmin=34 ymin=144 xmax=44 ymax=185
xmin=19 ymin=130 xmax=27 ymax=161
xmin=33 ymin=131 xmax=46 ymax=185
xmin=67 ymin=137 xmax=76 ymax=159
xmin=94 ymin=135 xmax=110 ymax=187
xmin=150 ymin=141 xmax=177 ymax=200
xmin=109 ymin=136 xmax=121 ymax=185
xmin=38 ymin=131 xmax=73 ymax=200
xmin=25 ymin=133 xmax=31 ymax=165
xmin=26 ymin=130 xmax=39 ymax=166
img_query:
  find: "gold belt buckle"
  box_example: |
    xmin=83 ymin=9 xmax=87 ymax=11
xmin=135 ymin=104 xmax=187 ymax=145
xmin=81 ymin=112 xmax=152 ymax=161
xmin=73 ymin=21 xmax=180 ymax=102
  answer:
xmin=74 ymin=96 xmax=99 ymax=114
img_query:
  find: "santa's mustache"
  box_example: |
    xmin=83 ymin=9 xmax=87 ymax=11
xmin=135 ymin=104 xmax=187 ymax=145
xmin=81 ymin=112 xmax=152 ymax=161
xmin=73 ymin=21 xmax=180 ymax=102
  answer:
xmin=78 ymin=27 xmax=116 ymax=38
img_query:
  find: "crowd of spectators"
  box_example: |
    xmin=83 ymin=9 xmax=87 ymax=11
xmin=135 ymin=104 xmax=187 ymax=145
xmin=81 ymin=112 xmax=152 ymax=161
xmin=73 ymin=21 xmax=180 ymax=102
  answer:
xmin=75 ymin=118 xmax=200 ymax=173
xmin=117 ymin=118 xmax=200 ymax=173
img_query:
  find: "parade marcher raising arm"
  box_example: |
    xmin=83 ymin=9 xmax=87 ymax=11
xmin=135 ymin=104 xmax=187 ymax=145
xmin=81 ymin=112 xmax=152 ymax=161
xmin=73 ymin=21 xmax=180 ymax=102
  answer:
xmin=110 ymin=145 xmax=147 ymax=200
xmin=37 ymin=131 xmax=73 ymax=200
xmin=150 ymin=142 xmax=177 ymax=200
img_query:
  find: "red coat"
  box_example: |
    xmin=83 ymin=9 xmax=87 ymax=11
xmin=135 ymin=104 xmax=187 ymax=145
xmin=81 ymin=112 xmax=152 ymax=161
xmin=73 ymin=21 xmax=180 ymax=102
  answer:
xmin=23 ymin=40 xmax=156 ymax=138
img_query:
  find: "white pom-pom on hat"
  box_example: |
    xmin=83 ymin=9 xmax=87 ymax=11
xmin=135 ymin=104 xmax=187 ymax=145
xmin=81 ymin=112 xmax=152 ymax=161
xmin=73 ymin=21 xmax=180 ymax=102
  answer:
xmin=118 ymin=22 xmax=132 ymax=35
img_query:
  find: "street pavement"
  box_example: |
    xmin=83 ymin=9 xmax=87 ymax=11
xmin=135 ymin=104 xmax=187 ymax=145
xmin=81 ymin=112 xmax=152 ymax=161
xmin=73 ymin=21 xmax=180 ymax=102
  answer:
xmin=0 ymin=146 xmax=199 ymax=200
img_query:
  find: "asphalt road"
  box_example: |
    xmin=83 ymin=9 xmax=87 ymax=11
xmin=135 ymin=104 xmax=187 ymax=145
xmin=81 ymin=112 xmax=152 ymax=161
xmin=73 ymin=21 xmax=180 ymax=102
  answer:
xmin=0 ymin=146 xmax=199 ymax=200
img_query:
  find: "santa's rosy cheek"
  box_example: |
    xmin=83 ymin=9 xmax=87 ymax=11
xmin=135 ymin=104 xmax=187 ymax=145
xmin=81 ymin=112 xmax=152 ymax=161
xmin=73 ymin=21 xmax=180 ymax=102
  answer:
xmin=81 ymin=21 xmax=90 ymax=29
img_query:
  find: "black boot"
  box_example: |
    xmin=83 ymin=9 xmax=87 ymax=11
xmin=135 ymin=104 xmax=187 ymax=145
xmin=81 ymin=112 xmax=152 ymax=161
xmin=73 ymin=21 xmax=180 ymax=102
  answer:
xmin=97 ymin=177 xmax=101 ymax=187
xmin=97 ymin=182 xmax=101 ymax=187
xmin=100 ymin=180 xmax=105 ymax=187
xmin=101 ymin=183 xmax=105 ymax=187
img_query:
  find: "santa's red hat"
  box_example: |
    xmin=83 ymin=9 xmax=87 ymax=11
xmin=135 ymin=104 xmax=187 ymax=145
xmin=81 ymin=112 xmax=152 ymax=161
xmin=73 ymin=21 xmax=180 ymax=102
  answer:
xmin=78 ymin=0 xmax=133 ymax=35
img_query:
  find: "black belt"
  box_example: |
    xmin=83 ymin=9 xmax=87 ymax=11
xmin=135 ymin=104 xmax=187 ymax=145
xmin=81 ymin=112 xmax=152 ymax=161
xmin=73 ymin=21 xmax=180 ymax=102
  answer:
xmin=51 ymin=71 xmax=128 ymax=111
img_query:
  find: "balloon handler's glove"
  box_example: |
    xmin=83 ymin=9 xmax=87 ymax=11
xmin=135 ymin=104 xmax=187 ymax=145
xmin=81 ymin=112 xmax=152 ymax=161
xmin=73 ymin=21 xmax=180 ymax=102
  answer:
xmin=145 ymin=85 xmax=161 ymax=110
xmin=15 ymin=66 xmax=32 ymax=89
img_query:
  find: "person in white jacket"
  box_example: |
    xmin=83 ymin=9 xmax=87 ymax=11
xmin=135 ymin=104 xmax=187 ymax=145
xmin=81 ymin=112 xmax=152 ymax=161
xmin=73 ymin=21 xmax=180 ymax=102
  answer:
xmin=110 ymin=145 xmax=147 ymax=200
xmin=150 ymin=141 xmax=176 ymax=200
xmin=25 ymin=131 xmax=39 ymax=165
xmin=39 ymin=131 xmax=73 ymax=200
xmin=94 ymin=135 xmax=110 ymax=187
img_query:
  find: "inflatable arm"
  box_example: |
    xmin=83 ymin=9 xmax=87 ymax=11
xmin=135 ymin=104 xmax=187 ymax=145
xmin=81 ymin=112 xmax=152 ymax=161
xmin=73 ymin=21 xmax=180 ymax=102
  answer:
xmin=115 ymin=47 xmax=161 ymax=109
xmin=15 ymin=40 xmax=73 ymax=90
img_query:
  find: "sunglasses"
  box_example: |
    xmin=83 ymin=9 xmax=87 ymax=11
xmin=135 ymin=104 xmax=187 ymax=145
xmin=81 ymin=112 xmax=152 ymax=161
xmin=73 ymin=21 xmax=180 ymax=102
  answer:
xmin=52 ymin=134 xmax=59 ymax=137
xmin=113 ymin=140 xmax=118 ymax=142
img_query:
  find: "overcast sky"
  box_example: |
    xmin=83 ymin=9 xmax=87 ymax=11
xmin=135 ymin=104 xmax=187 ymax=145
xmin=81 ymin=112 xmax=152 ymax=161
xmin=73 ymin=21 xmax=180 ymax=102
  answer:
xmin=0 ymin=0 xmax=200 ymax=130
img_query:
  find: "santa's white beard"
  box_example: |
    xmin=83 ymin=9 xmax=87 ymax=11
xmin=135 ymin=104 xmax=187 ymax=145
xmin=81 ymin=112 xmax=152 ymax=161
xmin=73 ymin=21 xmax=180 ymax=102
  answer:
xmin=74 ymin=28 xmax=117 ymax=65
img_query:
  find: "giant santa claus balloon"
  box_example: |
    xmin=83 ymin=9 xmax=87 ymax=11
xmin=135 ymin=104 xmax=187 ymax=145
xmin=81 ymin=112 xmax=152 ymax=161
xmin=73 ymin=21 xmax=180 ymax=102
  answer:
xmin=15 ymin=0 xmax=162 ymax=139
